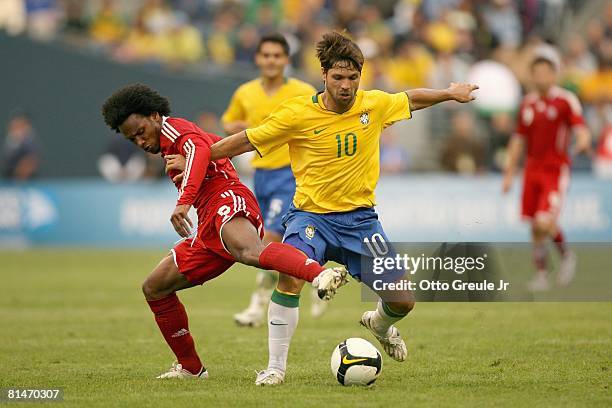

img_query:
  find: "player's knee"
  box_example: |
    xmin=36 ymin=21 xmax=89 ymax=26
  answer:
xmin=141 ymin=277 xmax=167 ymax=300
xmin=233 ymin=243 xmax=264 ymax=267
xmin=141 ymin=279 xmax=155 ymax=299
xmin=533 ymin=218 xmax=552 ymax=235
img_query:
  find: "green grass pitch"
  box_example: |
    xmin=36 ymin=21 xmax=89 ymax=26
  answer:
xmin=1 ymin=249 xmax=610 ymax=407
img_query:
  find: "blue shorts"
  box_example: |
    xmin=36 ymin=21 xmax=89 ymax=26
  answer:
xmin=282 ymin=206 xmax=402 ymax=285
xmin=254 ymin=167 xmax=296 ymax=235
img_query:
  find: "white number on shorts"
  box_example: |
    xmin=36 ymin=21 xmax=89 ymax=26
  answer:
xmin=363 ymin=233 xmax=388 ymax=257
xmin=217 ymin=205 xmax=232 ymax=222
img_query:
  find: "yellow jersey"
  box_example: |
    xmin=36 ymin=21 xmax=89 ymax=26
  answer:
xmin=221 ymin=77 xmax=316 ymax=169
xmin=246 ymin=89 xmax=411 ymax=213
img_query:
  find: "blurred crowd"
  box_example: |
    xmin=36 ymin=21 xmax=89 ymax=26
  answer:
xmin=1 ymin=0 xmax=611 ymax=179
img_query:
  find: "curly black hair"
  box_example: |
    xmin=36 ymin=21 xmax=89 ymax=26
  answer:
xmin=316 ymin=32 xmax=364 ymax=73
xmin=101 ymin=84 xmax=171 ymax=132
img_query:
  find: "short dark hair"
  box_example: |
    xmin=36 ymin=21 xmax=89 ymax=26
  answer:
xmin=531 ymin=56 xmax=556 ymax=71
xmin=256 ymin=33 xmax=290 ymax=55
xmin=101 ymin=84 xmax=171 ymax=132
xmin=316 ymin=32 xmax=364 ymax=73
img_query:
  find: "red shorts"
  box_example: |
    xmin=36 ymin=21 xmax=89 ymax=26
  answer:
xmin=521 ymin=165 xmax=569 ymax=221
xmin=171 ymin=184 xmax=264 ymax=286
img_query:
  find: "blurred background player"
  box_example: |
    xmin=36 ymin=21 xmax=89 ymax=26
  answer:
xmin=3 ymin=110 xmax=40 ymax=181
xmin=173 ymin=31 xmax=478 ymax=385
xmin=220 ymin=32 xmax=328 ymax=327
xmin=503 ymin=48 xmax=592 ymax=291
xmin=101 ymin=84 xmax=346 ymax=379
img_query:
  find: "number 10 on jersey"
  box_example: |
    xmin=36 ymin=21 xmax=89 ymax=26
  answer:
xmin=336 ymin=133 xmax=357 ymax=157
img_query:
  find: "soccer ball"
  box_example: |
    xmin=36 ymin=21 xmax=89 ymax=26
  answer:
xmin=330 ymin=338 xmax=382 ymax=386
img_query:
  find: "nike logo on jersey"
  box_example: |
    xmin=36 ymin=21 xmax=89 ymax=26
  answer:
xmin=342 ymin=355 xmax=368 ymax=365
xmin=270 ymin=320 xmax=288 ymax=326
xmin=314 ymin=128 xmax=328 ymax=134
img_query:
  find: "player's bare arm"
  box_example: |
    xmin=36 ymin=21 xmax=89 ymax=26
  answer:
xmin=223 ymin=120 xmax=249 ymax=135
xmin=406 ymin=82 xmax=478 ymax=111
xmin=502 ymin=136 xmax=525 ymax=194
xmin=572 ymin=125 xmax=592 ymax=156
xmin=165 ymin=131 xmax=255 ymax=182
xmin=164 ymin=131 xmax=255 ymax=180
xmin=210 ymin=130 xmax=255 ymax=160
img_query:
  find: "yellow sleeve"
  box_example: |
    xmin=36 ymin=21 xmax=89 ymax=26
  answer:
xmin=221 ymin=88 xmax=246 ymax=124
xmin=246 ymin=104 xmax=296 ymax=157
xmin=381 ymin=91 xmax=412 ymax=129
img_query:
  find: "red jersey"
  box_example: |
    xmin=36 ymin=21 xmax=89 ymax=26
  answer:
xmin=160 ymin=116 xmax=240 ymax=215
xmin=515 ymin=86 xmax=586 ymax=170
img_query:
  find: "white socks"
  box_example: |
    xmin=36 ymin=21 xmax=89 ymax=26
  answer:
xmin=267 ymin=290 xmax=300 ymax=373
xmin=370 ymin=300 xmax=406 ymax=337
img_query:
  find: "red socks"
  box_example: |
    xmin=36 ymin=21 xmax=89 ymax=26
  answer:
xmin=259 ymin=242 xmax=324 ymax=282
xmin=147 ymin=293 xmax=203 ymax=374
xmin=553 ymin=231 xmax=567 ymax=256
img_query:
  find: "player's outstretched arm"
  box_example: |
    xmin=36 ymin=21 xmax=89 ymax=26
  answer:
xmin=502 ymin=136 xmax=525 ymax=194
xmin=210 ymin=131 xmax=255 ymax=161
xmin=406 ymin=82 xmax=478 ymax=111
xmin=165 ymin=131 xmax=255 ymax=183
xmin=222 ymin=121 xmax=249 ymax=136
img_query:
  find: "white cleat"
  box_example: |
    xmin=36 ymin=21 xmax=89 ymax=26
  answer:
xmin=255 ymin=368 xmax=285 ymax=386
xmin=312 ymin=266 xmax=349 ymax=300
xmin=156 ymin=362 xmax=208 ymax=379
xmin=527 ymin=273 xmax=550 ymax=292
xmin=233 ymin=292 xmax=269 ymax=327
xmin=310 ymin=287 xmax=328 ymax=318
xmin=360 ymin=311 xmax=407 ymax=362
xmin=233 ymin=309 xmax=264 ymax=327
xmin=557 ymin=251 xmax=577 ymax=287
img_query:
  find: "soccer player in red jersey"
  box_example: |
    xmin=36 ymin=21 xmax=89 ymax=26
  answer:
xmin=503 ymin=54 xmax=591 ymax=291
xmin=101 ymin=84 xmax=347 ymax=379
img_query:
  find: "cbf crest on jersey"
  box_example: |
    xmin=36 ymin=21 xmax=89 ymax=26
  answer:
xmin=360 ymin=112 xmax=370 ymax=125
xmin=305 ymin=225 xmax=316 ymax=239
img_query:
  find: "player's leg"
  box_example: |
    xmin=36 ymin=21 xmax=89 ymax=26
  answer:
xmin=233 ymin=228 xmax=281 ymax=327
xmin=220 ymin=216 xmax=347 ymax=298
xmin=529 ymin=166 xmax=574 ymax=290
xmin=529 ymin=215 xmax=552 ymax=291
xmin=547 ymin=167 xmax=576 ymax=286
xmin=360 ymin=289 xmax=415 ymax=362
xmin=522 ymin=171 xmax=551 ymax=291
xmin=342 ymin=214 xmax=414 ymax=362
xmin=233 ymin=181 xmax=279 ymax=327
xmin=255 ymin=214 xmax=330 ymax=385
xmin=256 ymin=273 xmax=306 ymax=386
xmin=554 ymin=224 xmax=576 ymax=286
xmin=356 ymin=251 xmax=415 ymax=362
xmin=142 ymin=252 xmax=206 ymax=378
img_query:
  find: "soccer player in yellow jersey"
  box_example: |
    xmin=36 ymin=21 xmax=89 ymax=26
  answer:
xmin=221 ymin=33 xmax=327 ymax=327
xmin=169 ymin=32 xmax=478 ymax=385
